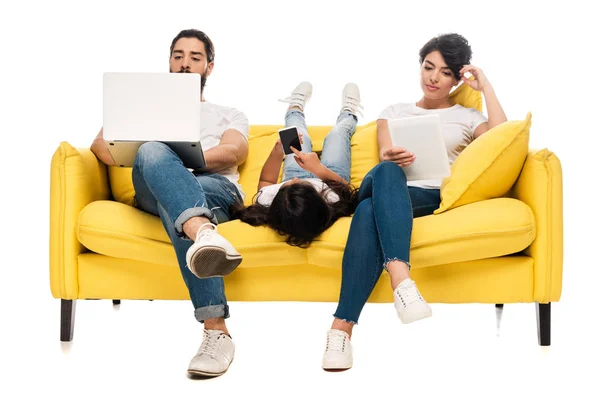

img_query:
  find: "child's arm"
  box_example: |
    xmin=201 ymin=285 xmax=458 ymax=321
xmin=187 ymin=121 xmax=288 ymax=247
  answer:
xmin=258 ymin=141 xmax=285 ymax=191
xmin=290 ymin=147 xmax=348 ymax=185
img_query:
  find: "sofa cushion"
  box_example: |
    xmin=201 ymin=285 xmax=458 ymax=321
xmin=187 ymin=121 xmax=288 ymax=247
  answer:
xmin=78 ymin=197 xmax=535 ymax=270
xmin=310 ymin=197 xmax=535 ymax=269
xmin=77 ymin=200 xmax=305 ymax=268
xmin=350 ymin=121 xmax=378 ymax=188
xmin=434 ymin=113 xmax=532 ymax=214
xmin=449 ymin=79 xmax=483 ymax=112
xmin=105 ymin=84 xmax=482 ymax=208
xmin=108 ymin=166 xmax=135 ymax=206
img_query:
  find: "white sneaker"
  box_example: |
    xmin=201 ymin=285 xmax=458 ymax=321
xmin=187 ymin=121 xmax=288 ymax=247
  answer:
xmin=185 ymin=223 xmax=242 ymax=279
xmin=341 ymin=82 xmax=364 ymax=116
xmin=393 ymin=279 xmax=432 ymax=324
xmin=188 ymin=329 xmax=235 ymax=377
xmin=278 ymin=81 xmax=313 ymax=111
xmin=322 ymin=329 xmax=353 ymax=371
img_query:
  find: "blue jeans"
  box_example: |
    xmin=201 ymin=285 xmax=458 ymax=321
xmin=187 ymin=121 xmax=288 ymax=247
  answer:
xmin=282 ymin=109 xmax=356 ymax=183
xmin=333 ymin=162 xmax=441 ymax=324
xmin=131 ymin=142 xmax=242 ymax=322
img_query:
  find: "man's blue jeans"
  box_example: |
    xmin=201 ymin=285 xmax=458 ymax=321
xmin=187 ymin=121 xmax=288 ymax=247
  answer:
xmin=333 ymin=162 xmax=441 ymax=324
xmin=132 ymin=142 xmax=242 ymax=322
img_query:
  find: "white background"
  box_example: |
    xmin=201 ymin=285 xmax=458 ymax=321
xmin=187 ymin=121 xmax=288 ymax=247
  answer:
xmin=1 ymin=0 xmax=598 ymax=398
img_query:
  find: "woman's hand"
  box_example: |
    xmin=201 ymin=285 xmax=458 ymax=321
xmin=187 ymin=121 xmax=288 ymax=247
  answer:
xmin=291 ymin=146 xmax=321 ymax=174
xmin=380 ymin=147 xmax=415 ymax=167
xmin=460 ymin=65 xmax=491 ymax=92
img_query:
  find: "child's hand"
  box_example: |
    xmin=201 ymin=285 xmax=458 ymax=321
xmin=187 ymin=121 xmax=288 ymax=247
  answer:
xmin=291 ymin=147 xmax=321 ymax=174
xmin=275 ymin=133 xmax=304 ymax=153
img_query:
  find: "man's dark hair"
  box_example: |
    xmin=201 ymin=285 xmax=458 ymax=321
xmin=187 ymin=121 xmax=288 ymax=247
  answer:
xmin=419 ymin=33 xmax=472 ymax=80
xmin=170 ymin=29 xmax=215 ymax=63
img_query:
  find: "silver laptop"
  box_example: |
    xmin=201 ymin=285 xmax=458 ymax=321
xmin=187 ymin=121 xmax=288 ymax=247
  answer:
xmin=103 ymin=72 xmax=206 ymax=169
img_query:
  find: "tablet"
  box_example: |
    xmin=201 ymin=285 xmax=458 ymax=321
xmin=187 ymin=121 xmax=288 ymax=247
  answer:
xmin=387 ymin=114 xmax=450 ymax=181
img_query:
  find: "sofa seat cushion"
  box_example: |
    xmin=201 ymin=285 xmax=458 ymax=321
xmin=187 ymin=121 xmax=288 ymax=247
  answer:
xmin=311 ymin=197 xmax=535 ymax=269
xmin=78 ymin=197 xmax=535 ymax=269
xmin=77 ymin=200 xmax=305 ymax=267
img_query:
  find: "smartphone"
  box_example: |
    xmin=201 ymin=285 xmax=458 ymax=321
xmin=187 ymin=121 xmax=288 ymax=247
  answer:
xmin=278 ymin=126 xmax=301 ymax=155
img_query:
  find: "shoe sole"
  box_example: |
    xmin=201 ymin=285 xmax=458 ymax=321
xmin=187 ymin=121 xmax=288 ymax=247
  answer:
xmin=322 ymin=366 xmax=352 ymax=372
xmin=187 ymin=368 xmax=226 ymax=377
xmin=188 ymin=246 xmax=242 ymax=279
xmin=187 ymin=357 xmax=234 ymax=377
xmin=398 ymin=310 xmax=432 ymax=324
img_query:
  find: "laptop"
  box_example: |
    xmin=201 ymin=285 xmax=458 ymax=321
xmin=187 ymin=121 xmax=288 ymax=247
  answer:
xmin=387 ymin=114 xmax=450 ymax=181
xmin=103 ymin=72 xmax=206 ymax=169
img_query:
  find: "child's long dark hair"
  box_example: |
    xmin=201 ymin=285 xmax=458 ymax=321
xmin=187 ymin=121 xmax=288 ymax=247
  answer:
xmin=231 ymin=180 xmax=359 ymax=248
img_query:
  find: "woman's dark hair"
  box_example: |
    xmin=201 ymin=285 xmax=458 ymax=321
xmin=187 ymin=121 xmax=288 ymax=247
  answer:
xmin=231 ymin=180 xmax=359 ymax=248
xmin=419 ymin=33 xmax=472 ymax=80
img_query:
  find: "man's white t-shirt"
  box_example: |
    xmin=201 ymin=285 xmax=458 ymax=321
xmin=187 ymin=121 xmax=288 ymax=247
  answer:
xmin=255 ymin=178 xmax=340 ymax=206
xmin=378 ymin=103 xmax=487 ymax=189
xmin=200 ymin=102 xmax=249 ymax=199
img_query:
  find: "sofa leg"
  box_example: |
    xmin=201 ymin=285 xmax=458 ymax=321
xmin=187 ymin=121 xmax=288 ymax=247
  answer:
xmin=112 ymin=300 xmax=121 ymax=305
xmin=495 ymin=304 xmax=504 ymax=308
xmin=60 ymin=300 xmax=76 ymax=342
xmin=536 ymin=302 xmax=551 ymax=346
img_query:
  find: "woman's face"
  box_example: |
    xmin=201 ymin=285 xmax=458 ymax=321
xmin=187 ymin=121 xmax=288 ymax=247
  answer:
xmin=420 ymin=50 xmax=459 ymax=100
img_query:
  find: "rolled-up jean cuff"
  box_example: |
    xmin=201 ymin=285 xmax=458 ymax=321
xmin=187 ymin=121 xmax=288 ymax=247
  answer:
xmin=195 ymin=304 xmax=230 ymax=323
xmin=383 ymin=258 xmax=411 ymax=272
xmin=174 ymin=206 xmax=218 ymax=237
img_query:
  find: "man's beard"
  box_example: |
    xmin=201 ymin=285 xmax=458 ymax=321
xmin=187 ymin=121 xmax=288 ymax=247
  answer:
xmin=170 ymin=68 xmax=207 ymax=94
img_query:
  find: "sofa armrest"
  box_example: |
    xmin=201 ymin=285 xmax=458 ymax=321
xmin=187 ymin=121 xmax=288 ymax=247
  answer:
xmin=512 ymin=149 xmax=563 ymax=302
xmin=50 ymin=142 xmax=111 ymax=299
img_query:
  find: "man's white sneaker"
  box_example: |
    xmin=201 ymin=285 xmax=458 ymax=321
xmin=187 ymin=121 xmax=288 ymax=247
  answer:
xmin=278 ymin=81 xmax=313 ymax=111
xmin=185 ymin=223 xmax=242 ymax=279
xmin=341 ymin=82 xmax=364 ymax=116
xmin=188 ymin=329 xmax=235 ymax=377
xmin=322 ymin=329 xmax=353 ymax=371
xmin=393 ymin=279 xmax=432 ymax=324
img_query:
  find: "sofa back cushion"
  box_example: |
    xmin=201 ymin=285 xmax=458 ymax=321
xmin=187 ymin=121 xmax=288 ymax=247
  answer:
xmin=107 ymin=84 xmax=482 ymax=206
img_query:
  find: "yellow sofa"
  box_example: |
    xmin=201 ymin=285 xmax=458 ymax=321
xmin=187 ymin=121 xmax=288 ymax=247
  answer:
xmin=49 ymin=86 xmax=563 ymax=346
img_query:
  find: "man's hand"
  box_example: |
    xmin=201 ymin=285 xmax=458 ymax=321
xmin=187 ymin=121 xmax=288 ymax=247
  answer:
xmin=291 ymin=146 xmax=321 ymax=174
xmin=380 ymin=147 xmax=416 ymax=167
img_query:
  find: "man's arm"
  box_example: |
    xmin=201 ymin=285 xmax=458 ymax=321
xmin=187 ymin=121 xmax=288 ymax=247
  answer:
xmin=90 ymin=128 xmax=116 ymax=166
xmin=202 ymin=129 xmax=249 ymax=173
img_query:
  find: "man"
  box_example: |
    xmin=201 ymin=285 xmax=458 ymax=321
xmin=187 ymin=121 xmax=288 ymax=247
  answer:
xmin=91 ymin=29 xmax=249 ymax=377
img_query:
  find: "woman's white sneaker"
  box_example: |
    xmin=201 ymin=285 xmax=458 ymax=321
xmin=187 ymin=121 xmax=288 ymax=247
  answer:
xmin=393 ymin=279 xmax=432 ymax=324
xmin=322 ymin=329 xmax=353 ymax=371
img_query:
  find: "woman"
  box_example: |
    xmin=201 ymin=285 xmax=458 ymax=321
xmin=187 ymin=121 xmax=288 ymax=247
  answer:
xmin=233 ymin=81 xmax=363 ymax=248
xmin=321 ymin=33 xmax=508 ymax=371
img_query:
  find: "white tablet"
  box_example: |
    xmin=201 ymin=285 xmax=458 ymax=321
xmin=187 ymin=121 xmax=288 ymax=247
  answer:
xmin=387 ymin=114 xmax=450 ymax=181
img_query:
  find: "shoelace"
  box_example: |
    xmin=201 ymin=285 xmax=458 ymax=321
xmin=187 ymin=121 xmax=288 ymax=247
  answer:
xmin=326 ymin=331 xmax=348 ymax=353
xmin=396 ymin=282 xmax=424 ymax=306
xmin=197 ymin=330 xmax=223 ymax=359
xmin=195 ymin=223 xmax=218 ymax=241
xmin=342 ymin=95 xmax=364 ymax=117
xmin=278 ymin=91 xmax=310 ymax=108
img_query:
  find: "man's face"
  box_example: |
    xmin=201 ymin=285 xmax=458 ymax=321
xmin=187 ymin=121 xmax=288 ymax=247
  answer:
xmin=169 ymin=37 xmax=213 ymax=91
